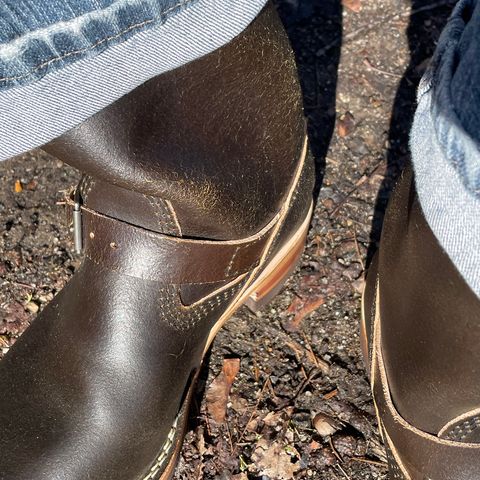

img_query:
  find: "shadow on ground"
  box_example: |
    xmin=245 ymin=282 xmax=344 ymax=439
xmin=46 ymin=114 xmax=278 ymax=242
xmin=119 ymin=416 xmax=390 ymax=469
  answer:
xmin=276 ymin=0 xmax=343 ymax=199
xmin=367 ymin=0 xmax=457 ymax=265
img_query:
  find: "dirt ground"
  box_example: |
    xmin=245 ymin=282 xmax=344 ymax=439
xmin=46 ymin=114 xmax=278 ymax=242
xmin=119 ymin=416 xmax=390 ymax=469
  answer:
xmin=0 ymin=0 xmax=457 ymax=479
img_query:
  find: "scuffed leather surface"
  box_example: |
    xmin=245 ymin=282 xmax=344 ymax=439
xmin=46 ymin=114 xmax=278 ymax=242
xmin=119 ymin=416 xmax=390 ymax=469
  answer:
xmin=0 ymin=258 xmax=247 ymax=479
xmin=76 ymin=202 xmax=276 ymax=284
xmin=0 ymin=4 xmax=315 ymax=479
xmin=45 ymin=3 xmax=305 ymax=241
xmin=377 ymin=166 xmax=480 ymax=434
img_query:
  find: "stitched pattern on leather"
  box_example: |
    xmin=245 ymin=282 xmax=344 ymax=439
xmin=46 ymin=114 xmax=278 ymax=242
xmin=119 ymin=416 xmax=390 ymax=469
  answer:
xmin=160 ymin=278 xmax=248 ymax=331
xmin=144 ymin=195 xmax=181 ymax=236
xmin=385 ymin=448 xmax=406 ymax=479
xmin=142 ymin=415 xmax=179 ymax=480
xmin=78 ymin=175 xmax=95 ymax=202
xmin=224 ymin=246 xmax=240 ymax=277
xmin=442 ymin=415 xmax=480 ymax=441
xmin=383 ymin=433 xmax=408 ymax=480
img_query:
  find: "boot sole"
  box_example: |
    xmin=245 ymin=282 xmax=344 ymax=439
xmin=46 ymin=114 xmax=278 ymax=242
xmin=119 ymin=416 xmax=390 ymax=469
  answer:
xmin=142 ymin=201 xmax=313 ymax=480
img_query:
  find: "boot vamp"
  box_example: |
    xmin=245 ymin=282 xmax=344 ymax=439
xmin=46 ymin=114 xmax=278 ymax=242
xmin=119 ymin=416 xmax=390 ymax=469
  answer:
xmin=0 ymin=258 xmax=226 ymax=479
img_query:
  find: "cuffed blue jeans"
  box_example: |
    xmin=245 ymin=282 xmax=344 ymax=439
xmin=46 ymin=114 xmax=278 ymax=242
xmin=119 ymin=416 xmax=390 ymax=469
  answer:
xmin=0 ymin=0 xmax=480 ymax=300
xmin=411 ymin=0 xmax=480 ymax=299
xmin=0 ymin=0 xmax=268 ymax=159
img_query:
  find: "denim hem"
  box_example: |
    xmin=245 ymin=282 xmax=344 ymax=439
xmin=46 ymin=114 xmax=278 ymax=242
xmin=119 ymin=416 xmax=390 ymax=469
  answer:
xmin=412 ymin=84 xmax=480 ymax=300
xmin=0 ymin=0 xmax=268 ymax=161
xmin=429 ymin=0 xmax=480 ymax=198
xmin=0 ymin=0 xmax=199 ymax=90
xmin=411 ymin=0 xmax=480 ymax=298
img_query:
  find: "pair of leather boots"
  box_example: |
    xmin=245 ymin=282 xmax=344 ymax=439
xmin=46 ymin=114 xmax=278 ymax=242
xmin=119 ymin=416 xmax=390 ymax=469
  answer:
xmin=1 ymin=4 xmax=478 ymax=479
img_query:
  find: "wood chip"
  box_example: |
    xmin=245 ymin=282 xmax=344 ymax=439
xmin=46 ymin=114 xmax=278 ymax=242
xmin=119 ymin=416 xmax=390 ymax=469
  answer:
xmin=284 ymin=296 xmax=325 ymax=332
xmin=342 ymin=0 xmax=362 ymax=12
xmin=206 ymin=358 xmax=240 ymax=424
xmin=337 ymin=111 xmax=356 ymax=138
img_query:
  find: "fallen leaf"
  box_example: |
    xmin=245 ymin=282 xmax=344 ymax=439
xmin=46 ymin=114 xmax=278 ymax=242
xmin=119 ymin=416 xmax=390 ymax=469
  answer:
xmin=14 ymin=180 xmax=23 ymax=193
xmin=26 ymin=179 xmax=38 ymax=191
xmin=196 ymin=426 xmax=206 ymax=456
xmin=230 ymin=394 xmax=249 ymax=414
xmin=206 ymin=358 xmax=240 ymax=423
xmin=312 ymin=412 xmax=340 ymax=437
xmin=286 ymin=296 xmax=303 ymax=314
xmin=342 ymin=0 xmax=361 ymax=12
xmin=337 ymin=111 xmax=356 ymax=138
xmin=263 ymin=407 xmax=293 ymax=428
xmin=246 ymin=417 xmax=259 ymax=433
xmin=284 ymin=296 xmax=325 ymax=332
xmin=251 ymin=439 xmax=300 ymax=480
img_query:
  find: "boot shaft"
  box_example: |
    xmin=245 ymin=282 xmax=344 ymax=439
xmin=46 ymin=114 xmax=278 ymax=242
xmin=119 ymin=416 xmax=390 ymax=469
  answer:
xmin=44 ymin=3 xmax=306 ymax=240
xmin=365 ymin=166 xmax=480 ymax=439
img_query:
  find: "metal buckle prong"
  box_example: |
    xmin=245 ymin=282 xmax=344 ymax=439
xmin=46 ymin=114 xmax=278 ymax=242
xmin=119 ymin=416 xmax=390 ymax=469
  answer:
xmin=73 ymin=188 xmax=83 ymax=254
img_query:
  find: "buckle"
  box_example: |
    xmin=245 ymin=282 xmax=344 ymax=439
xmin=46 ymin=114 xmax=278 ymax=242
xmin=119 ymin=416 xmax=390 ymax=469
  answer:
xmin=72 ymin=188 xmax=83 ymax=254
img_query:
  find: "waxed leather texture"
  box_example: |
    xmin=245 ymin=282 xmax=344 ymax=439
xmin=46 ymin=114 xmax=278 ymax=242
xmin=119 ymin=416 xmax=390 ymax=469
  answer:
xmin=377 ymin=166 xmax=480 ymax=435
xmin=74 ymin=200 xmax=278 ymax=284
xmin=44 ymin=3 xmax=305 ymax=241
xmin=0 ymin=160 xmax=312 ymax=479
xmin=77 ymin=175 xmax=183 ymax=237
xmin=0 ymin=255 xmax=251 ymax=479
xmin=0 ymin=4 xmax=314 ymax=479
xmin=364 ymin=166 xmax=480 ymax=479
xmin=372 ymin=313 xmax=480 ymax=480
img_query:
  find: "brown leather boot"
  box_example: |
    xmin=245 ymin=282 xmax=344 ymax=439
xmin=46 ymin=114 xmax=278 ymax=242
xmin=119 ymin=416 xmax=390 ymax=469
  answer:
xmin=362 ymin=166 xmax=480 ymax=479
xmin=0 ymin=5 xmax=314 ymax=479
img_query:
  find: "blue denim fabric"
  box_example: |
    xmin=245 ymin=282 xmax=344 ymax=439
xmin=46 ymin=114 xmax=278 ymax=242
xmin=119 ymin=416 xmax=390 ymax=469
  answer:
xmin=0 ymin=0 xmax=198 ymax=89
xmin=0 ymin=0 xmax=268 ymax=160
xmin=426 ymin=0 xmax=480 ymax=196
xmin=411 ymin=0 xmax=480 ymax=298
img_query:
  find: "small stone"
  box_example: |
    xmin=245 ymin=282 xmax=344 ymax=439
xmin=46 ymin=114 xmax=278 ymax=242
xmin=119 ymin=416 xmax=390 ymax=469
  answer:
xmin=25 ymin=301 xmax=39 ymax=314
xmin=312 ymin=413 xmax=339 ymax=437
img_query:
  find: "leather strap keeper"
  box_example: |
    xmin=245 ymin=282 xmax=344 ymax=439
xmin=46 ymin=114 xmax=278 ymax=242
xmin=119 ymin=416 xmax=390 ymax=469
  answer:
xmin=65 ymin=196 xmax=278 ymax=285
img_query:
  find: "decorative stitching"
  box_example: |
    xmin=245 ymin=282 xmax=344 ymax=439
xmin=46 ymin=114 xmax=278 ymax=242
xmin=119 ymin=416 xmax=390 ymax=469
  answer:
xmin=79 ymin=176 xmax=95 ymax=203
xmin=383 ymin=428 xmax=410 ymax=480
xmin=0 ymin=0 xmax=194 ymax=84
xmin=158 ymin=198 xmax=180 ymax=235
xmin=443 ymin=415 xmax=480 ymax=441
xmin=144 ymin=195 xmax=179 ymax=235
xmin=164 ymin=199 xmax=182 ymax=236
xmin=142 ymin=415 xmax=179 ymax=480
xmin=224 ymin=246 xmax=240 ymax=277
xmin=159 ymin=278 xmax=247 ymax=331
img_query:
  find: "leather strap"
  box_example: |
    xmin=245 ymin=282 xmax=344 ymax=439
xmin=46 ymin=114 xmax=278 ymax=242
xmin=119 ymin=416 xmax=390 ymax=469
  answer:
xmin=371 ymin=286 xmax=480 ymax=480
xmin=66 ymin=197 xmax=278 ymax=284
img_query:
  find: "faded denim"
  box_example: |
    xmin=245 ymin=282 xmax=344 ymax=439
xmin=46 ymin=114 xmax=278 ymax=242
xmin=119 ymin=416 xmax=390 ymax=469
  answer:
xmin=0 ymin=0 xmax=198 ymax=90
xmin=411 ymin=0 xmax=480 ymax=298
xmin=0 ymin=0 xmax=268 ymax=160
